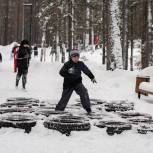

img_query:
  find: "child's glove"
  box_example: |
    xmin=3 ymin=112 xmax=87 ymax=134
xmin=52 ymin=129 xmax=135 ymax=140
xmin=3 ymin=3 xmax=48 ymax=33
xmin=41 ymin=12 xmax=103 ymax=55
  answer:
xmin=91 ymin=78 xmax=97 ymax=84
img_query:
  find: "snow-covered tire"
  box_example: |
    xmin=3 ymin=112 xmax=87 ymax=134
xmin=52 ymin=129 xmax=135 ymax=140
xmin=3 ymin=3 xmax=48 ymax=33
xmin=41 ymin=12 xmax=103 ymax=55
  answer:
xmin=128 ymin=117 xmax=153 ymax=125
xmin=76 ymin=98 xmax=106 ymax=106
xmin=7 ymin=97 xmax=39 ymax=103
xmin=1 ymin=101 xmax=39 ymax=108
xmin=44 ymin=115 xmax=90 ymax=136
xmin=104 ymin=101 xmax=134 ymax=112
xmin=0 ymin=113 xmax=37 ymax=133
xmin=0 ymin=107 xmax=34 ymax=114
xmin=35 ymin=109 xmax=70 ymax=117
xmin=2 ymin=97 xmax=40 ymax=108
xmin=95 ymin=120 xmax=132 ymax=135
xmin=137 ymin=124 xmax=153 ymax=134
xmin=80 ymin=112 xmax=103 ymax=120
xmin=119 ymin=111 xmax=152 ymax=119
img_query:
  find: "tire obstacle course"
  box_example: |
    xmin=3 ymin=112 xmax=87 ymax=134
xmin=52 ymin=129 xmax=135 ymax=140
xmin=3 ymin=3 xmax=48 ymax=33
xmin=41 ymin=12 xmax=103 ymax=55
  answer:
xmin=0 ymin=97 xmax=152 ymax=136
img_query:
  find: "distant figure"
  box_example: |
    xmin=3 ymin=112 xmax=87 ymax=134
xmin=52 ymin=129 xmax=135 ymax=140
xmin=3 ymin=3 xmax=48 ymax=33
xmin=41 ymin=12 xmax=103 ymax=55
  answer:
xmin=0 ymin=52 xmax=2 ymax=63
xmin=50 ymin=41 xmax=56 ymax=62
xmin=16 ymin=40 xmax=31 ymax=89
xmin=33 ymin=45 xmax=38 ymax=58
xmin=12 ymin=44 xmax=19 ymax=72
xmin=55 ymin=50 xmax=97 ymax=114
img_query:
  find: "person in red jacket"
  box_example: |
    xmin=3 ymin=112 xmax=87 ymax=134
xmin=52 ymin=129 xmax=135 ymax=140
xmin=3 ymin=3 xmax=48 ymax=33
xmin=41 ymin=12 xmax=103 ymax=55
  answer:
xmin=12 ymin=45 xmax=19 ymax=73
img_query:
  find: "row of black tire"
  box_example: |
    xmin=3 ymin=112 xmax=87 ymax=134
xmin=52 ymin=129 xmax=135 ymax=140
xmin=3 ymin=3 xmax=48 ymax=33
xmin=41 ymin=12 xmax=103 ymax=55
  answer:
xmin=0 ymin=97 xmax=152 ymax=136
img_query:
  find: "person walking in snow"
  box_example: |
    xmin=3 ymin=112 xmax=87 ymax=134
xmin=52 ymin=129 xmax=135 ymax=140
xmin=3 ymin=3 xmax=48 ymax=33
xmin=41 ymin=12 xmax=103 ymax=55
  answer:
xmin=16 ymin=40 xmax=31 ymax=89
xmin=55 ymin=50 xmax=97 ymax=114
xmin=0 ymin=52 xmax=2 ymax=63
xmin=33 ymin=45 xmax=38 ymax=58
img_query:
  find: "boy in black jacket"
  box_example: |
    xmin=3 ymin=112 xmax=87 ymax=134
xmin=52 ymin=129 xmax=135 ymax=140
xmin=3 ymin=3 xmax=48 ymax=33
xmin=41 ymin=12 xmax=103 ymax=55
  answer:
xmin=55 ymin=50 xmax=96 ymax=114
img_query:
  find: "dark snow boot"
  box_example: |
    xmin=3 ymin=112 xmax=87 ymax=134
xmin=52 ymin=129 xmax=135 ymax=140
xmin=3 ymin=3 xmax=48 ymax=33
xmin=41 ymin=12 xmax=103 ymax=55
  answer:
xmin=16 ymin=77 xmax=20 ymax=87
xmin=22 ymin=75 xmax=27 ymax=89
xmin=86 ymin=108 xmax=92 ymax=115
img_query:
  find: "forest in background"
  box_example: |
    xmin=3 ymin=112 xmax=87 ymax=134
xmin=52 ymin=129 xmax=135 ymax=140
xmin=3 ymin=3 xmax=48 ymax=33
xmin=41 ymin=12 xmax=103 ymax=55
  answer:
xmin=0 ymin=0 xmax=153 ymax=70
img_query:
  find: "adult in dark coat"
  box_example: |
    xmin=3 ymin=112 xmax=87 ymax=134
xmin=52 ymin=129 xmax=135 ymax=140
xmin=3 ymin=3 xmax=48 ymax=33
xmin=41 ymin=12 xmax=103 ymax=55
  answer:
xmin=16 ymin=40 xmax=31 ymax=89
xmin=55 ymin=50 xmax=97 ymax=114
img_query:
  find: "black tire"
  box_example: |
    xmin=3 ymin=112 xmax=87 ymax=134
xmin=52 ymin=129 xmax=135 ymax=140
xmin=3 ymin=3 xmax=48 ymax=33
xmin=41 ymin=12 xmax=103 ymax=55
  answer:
xmin=137 ymin=124 xmax=153 ymax=134
xmin=128 ymin=118 xmax=153 ymax=125
xmin=0 ymin=107 xmax=33 ymax=114
xmin=119 ymin=112 xmax=152 ymax=119
xmin=25 ymin=127 xmax=32 ymax=133
xmin=44 ymin=115 xmax=90 ymax=136
xmin=75 ymin=98 xmax=106 ymax=106
xmin=35 ymin=109 xmax=70 ymax=117
xmin=104 ymin=101 xmax=134 ymax=112
xmin=95 ymin=120 xmax=132 ymax=135
xmin=0 ymin=113 xmax=37 ymax=133
xmin=116 ymin=129 xmax=123 ymax=134
xmin=7 ymin=97 xmax=39 ymax=103
xmin=106 ymin=127 xmax=115 ymax=136
xmin=3 ymin=97 xmax=39 ymax=108
xmin=1 ymin=101 xmax=38 ymax=108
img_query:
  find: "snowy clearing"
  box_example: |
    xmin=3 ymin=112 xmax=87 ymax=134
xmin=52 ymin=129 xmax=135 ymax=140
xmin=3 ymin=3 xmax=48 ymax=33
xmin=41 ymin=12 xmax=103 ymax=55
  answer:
xmin=0 ymin=44 xmax=153 ymax=153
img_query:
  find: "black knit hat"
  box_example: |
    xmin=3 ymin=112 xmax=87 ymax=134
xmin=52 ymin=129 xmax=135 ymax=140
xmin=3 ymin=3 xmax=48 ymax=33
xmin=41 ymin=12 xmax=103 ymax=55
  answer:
xmin=21 ymin=40 xmax=30 ymax=46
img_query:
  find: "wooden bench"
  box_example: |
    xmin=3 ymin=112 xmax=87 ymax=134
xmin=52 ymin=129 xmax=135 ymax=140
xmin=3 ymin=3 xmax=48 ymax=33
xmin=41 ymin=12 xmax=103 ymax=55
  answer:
xmin=135 ymin=75 xmax=152 ymax=99
xmin=138 ymin=82 xmax=153 ymax=99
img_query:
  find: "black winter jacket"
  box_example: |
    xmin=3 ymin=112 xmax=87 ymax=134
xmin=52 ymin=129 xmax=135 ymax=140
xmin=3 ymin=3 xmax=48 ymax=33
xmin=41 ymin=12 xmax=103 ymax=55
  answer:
xmin=16 ymin=46 xmax=31 ymax=70
xmin=60 ymin=60 xmax=95 ymax=88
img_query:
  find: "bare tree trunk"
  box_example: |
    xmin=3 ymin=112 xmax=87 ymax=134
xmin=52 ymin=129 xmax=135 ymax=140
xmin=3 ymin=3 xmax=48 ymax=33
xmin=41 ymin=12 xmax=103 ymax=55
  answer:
xmin=40 ymin=20 xmax=47 ymax=62
xmin=148 ymin=0 xmax=153 ymax=66
xmin=141 ymin=0 xmax=153 ymax=68
xmin=16 ymin=0 xmax=20 ymax=42
xmin=55 ymin=30 xmax=60 ymax=61
xmin=68 ymin=0 xmax=74 ymax=56
xmin=61 ymin=43 xmax=66 ymax=63
xmin=102 ymin=0 xmax=106 ymax=65
xmin=130 ymin=7 xmax=134 ymax=71
xmin=85 ymin=0 xmax=90 ymax=48
xmin=122 ymin=0 xmax=129 ymax=70
xmin=4 ymin=0 xmax=9 ymax=45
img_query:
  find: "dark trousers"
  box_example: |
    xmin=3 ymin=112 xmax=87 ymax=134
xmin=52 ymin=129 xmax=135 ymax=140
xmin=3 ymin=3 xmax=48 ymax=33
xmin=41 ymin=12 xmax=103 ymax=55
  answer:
xmin=16 ymin=69 xmax=28 ymax=88
xmin=56 ymin=83 xmax=91 ymax=113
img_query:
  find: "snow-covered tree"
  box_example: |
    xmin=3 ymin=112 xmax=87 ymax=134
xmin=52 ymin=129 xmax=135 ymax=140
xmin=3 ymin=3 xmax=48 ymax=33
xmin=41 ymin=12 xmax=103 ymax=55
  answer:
xmin=106 ymin=0 xmax=123 ymax=70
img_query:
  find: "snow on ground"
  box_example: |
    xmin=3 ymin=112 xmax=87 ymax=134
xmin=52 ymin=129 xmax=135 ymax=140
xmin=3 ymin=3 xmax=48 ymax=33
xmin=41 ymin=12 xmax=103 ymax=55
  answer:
xmin=0 ymin=44 xmax=153 ymax=153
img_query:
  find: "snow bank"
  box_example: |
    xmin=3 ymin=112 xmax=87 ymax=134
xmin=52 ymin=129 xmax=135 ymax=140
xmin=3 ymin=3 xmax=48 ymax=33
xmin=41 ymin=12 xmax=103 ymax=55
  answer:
xmin=0 ymin=42 xmax=18 ymax=61
xmin=139 ymin=66 xmax=153 ymax=78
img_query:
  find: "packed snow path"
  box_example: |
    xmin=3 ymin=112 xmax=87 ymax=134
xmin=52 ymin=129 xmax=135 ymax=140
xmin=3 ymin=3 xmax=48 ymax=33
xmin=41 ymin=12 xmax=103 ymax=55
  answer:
xmin=0 ymin=48 xmax=153 ymax=153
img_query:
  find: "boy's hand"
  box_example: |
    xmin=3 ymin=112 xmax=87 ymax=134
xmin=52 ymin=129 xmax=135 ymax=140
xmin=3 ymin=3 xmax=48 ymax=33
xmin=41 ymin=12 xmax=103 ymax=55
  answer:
xmin=91 ymin=78 xmax=97 ymax=84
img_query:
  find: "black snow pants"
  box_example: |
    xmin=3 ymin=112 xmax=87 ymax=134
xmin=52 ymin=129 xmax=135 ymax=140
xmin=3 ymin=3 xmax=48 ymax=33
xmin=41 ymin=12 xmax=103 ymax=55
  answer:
xmin=55 ymin=83 xmax=91 ymax=113
xmin=16 ymin=69 xmax=28 ymax=88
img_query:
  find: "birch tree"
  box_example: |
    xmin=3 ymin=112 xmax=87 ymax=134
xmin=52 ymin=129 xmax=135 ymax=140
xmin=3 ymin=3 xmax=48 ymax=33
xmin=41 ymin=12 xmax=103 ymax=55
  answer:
xmin=107 ymin=0 xmax=123 ymax=70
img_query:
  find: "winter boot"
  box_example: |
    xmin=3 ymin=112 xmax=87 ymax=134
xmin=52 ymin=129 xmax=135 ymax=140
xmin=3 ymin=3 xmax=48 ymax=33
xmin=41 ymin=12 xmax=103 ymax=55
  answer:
xmin=22 ymin=75 xmax=27 ymax=89
xmin=16 ymin=77 xmax=20 ymax=87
